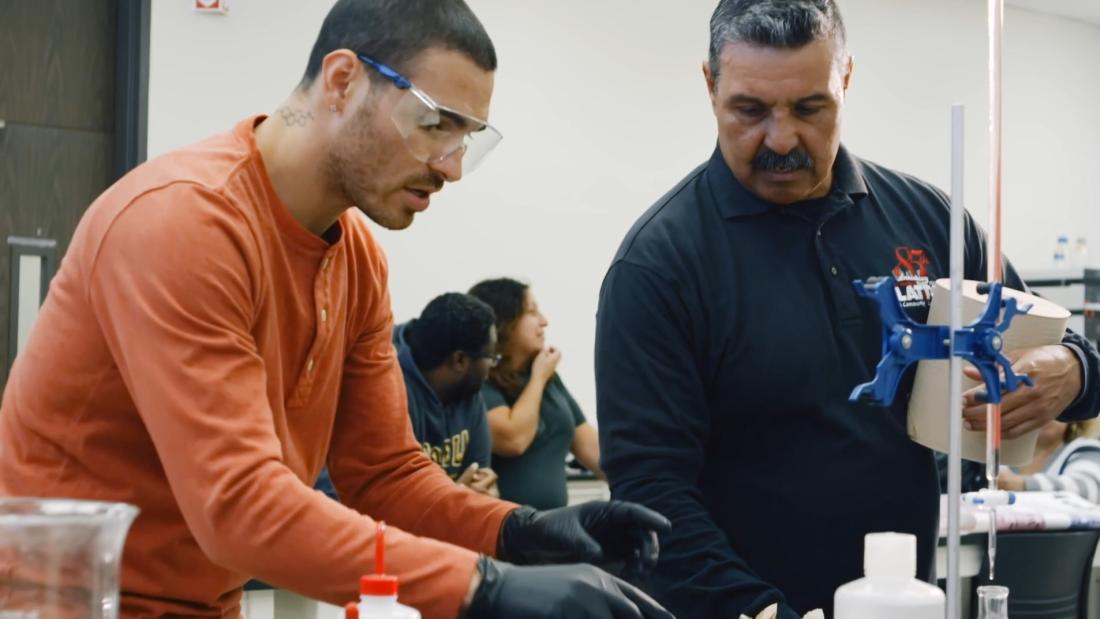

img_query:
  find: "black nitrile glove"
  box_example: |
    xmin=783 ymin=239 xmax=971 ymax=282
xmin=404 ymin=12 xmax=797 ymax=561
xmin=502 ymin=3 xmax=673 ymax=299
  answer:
xmin=498 ymin=501 xmax=671 ymax=579
xmin=465 ymin=555 xmax=675 ymax=619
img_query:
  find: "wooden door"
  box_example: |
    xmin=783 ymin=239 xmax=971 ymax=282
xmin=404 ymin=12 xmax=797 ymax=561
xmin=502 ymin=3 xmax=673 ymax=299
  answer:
xmin=0 ymin=1 xmax=119 ymax=384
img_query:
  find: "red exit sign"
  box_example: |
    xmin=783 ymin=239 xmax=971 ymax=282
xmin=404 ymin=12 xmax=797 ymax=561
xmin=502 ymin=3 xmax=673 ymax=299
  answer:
xmin=194 ymin=0 xmax=229 ymax=13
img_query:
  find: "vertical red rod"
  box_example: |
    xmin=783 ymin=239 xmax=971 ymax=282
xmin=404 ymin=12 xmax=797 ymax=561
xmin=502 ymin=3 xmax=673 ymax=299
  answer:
xmin=985 ymin=0 xmax=1005 ymax=582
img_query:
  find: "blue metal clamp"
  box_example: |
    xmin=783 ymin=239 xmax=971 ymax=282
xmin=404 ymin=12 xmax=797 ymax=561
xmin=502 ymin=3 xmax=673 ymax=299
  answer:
xmin=848 ymin=276 xmax=1033 ymax=407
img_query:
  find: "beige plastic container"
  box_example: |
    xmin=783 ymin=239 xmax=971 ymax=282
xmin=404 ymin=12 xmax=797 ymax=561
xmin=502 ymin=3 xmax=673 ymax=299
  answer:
xmin=907 ymin=279 xmax=1070 ymax=465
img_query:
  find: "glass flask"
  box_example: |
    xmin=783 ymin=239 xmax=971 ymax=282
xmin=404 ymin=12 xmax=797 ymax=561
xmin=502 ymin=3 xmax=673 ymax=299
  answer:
xmin=0 ymin=498 xmax=138 ymax=618
xmin=976 ymin=584 xmax=1009 ymax=619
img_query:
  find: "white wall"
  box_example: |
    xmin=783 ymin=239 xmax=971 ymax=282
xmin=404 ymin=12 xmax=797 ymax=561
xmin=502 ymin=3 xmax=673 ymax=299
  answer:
xmin=1002 ymin=8 xmax=1100 ymax=268
xmin=148 ymin=1 xmax=1100 ymax=419
xmin=842 ymin=0 xmax=990 ymax=222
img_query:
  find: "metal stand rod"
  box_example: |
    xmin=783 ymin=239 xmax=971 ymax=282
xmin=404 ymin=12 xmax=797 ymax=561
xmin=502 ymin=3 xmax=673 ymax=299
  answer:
xmin=946 ymin=104 xmax=966 ymax=619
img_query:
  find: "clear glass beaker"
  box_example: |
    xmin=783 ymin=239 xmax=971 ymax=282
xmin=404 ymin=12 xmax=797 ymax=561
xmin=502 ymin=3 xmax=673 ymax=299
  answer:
xmin=976 ymin=584 xmax=1009 ymax=619
xmin=0 ymin=498 xmax=138 ymax=618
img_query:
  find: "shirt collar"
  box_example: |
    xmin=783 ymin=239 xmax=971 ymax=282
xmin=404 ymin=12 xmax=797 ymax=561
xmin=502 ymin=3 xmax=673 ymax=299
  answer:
xmin=706 ymin=143 xmax=869 ymax=219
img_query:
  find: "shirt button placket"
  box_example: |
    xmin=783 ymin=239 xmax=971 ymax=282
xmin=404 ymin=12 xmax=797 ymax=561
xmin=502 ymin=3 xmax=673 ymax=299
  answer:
xmin=816 ymin=227 xmax=838 ymax=277
xmin=310 ymin=253 xmax=332 ymax=382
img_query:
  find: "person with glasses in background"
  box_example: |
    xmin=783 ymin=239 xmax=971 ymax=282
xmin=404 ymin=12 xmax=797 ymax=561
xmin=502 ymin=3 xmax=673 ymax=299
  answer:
xmin=397 ymin=293 xmax=502 ymax=495
xmin=0 ymin=1 xmax=676 ymax=618
xmin=469 ymin=278 xmax=605 ymax=511
xmin=316 ymin=292 xmax=502 ymax=498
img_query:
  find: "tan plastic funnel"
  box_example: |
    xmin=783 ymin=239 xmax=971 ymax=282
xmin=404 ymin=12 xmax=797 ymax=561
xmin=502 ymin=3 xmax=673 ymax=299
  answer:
xmin=908 ymin=279 xmax=1070 ymax=465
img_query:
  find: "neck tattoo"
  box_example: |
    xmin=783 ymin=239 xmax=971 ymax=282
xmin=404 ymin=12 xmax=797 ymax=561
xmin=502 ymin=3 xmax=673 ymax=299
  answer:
xmin=277 ymin=106 xmax=314 ymax=127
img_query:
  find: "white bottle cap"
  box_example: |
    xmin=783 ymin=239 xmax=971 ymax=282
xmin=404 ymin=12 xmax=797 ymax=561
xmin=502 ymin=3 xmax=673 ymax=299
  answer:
xmin=864 ymin=532 xmax=916 ymax=582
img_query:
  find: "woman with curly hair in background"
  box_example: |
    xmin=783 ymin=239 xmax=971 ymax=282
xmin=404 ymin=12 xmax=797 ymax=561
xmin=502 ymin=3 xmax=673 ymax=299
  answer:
xmin=469 ymin=278 xmax=604 ymax=509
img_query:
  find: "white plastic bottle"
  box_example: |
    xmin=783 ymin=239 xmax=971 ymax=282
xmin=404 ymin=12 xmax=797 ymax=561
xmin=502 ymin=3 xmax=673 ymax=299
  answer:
xmin=1054 ymin=235 xmax=1069 ymax=269
xmin=834 ymin=532 xmax=945 ymax=619
xmin=1073 ymin=237 xmax=1089 ymax=270
xmin=349 ymin=521 xmax=421 ymax=619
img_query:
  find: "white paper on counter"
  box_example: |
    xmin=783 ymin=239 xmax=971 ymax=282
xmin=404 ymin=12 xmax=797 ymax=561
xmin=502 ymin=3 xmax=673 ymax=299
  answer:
xmin=908 ymin=279 xmax=1069 ymax=465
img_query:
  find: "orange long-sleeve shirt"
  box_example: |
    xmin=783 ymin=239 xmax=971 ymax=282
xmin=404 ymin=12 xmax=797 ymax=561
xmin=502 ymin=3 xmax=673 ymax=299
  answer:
xmin=0 ymin=116 xmax=517 ymax=618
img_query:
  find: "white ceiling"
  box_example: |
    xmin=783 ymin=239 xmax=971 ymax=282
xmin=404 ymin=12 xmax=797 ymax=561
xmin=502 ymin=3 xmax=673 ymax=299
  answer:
xmin=1006 ymin=0 xmax=1100 ymax=26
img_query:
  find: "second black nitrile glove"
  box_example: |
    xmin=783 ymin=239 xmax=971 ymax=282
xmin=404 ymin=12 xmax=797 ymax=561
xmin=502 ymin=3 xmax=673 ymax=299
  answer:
xmin=465 ymin=555 xmax=675 ymax=619
xmin=498 ymin=500 xmax=670 ymax=579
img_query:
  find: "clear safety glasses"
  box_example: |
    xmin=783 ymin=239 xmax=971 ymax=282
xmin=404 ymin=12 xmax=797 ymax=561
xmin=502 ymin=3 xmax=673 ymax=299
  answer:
xmin=357 ymin=53 xmax=502 ymax=174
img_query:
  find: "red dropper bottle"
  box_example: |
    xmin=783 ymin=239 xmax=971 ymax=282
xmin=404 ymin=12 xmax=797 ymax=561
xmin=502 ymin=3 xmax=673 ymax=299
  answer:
xmin=355 ymin=521 xmax=421 ymax=618
xmin=360 ymin=521 xmax=399 ymax=597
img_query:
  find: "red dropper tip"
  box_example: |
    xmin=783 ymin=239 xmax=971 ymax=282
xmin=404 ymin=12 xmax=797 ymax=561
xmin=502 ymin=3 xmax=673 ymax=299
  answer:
xmin=360 ymin=520 xmax=399 ymax=597
xmin=377 ymin=521 xmax=385 ymax=575
xmin=344 ymin=602 xmax=359 ymax=619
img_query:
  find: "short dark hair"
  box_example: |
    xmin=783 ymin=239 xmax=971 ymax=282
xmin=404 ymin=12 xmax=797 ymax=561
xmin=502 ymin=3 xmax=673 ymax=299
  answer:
xmin=299 ymin=0 xmax=497 ymax=89
xmin=709 ymin=0 xmax=847 ymax=82
xmin=404 ymin=293 xmax=496 ymax=370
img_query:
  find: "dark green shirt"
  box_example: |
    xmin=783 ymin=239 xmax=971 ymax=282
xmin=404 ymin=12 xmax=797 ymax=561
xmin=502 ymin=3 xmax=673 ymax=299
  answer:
xmin=481 ymin=373 xmax=587 ymax=509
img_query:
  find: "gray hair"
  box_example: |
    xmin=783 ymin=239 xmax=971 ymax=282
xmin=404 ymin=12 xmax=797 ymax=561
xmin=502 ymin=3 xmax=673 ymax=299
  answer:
xmin=709 ymin=0 xmax=847 ymax=82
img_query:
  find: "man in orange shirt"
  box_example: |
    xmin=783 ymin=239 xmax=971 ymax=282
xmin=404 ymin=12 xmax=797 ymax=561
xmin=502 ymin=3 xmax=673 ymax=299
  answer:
xmin=0 ymin=1 xmax=673 ymax=618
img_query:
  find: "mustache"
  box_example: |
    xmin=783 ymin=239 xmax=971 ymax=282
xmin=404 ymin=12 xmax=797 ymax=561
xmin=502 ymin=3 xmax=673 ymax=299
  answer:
xmin=752 ymin=148 xmax=815 ymax=173
xmin=408 ymin=172 xmax=446 ymax=192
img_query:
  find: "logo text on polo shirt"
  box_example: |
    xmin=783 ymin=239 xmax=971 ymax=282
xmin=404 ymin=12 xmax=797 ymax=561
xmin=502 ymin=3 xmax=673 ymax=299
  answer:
xmin=892 ymin=246 xmax=934 ymax=308
xmin=422 ymin=430 xmax=469 ymax=477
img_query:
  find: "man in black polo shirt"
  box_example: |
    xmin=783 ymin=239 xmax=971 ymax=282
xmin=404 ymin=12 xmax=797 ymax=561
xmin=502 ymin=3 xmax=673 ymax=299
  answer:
xmin=594 ymin=1 xmax=1100 ymax=618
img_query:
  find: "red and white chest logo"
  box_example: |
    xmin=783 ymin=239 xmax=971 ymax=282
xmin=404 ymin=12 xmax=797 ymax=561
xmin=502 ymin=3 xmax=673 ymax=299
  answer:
xmin=892 ymin=246 xmax=934 ymax=307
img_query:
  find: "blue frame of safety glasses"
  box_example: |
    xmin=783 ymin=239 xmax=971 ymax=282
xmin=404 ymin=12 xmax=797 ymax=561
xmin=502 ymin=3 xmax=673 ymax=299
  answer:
xmin=356 ymin=53 xmax=412 ymax=90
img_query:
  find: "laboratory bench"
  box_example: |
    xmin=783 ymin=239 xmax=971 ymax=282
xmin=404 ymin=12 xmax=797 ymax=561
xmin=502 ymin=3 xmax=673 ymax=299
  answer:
xmin=247 ymin=488 xmax=1100 ymax=618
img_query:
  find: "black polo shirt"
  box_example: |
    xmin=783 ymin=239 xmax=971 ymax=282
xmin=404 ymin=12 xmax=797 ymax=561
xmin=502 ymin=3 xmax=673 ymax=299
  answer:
xmin=595 ymin=145 xmax=1100 ymax=618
